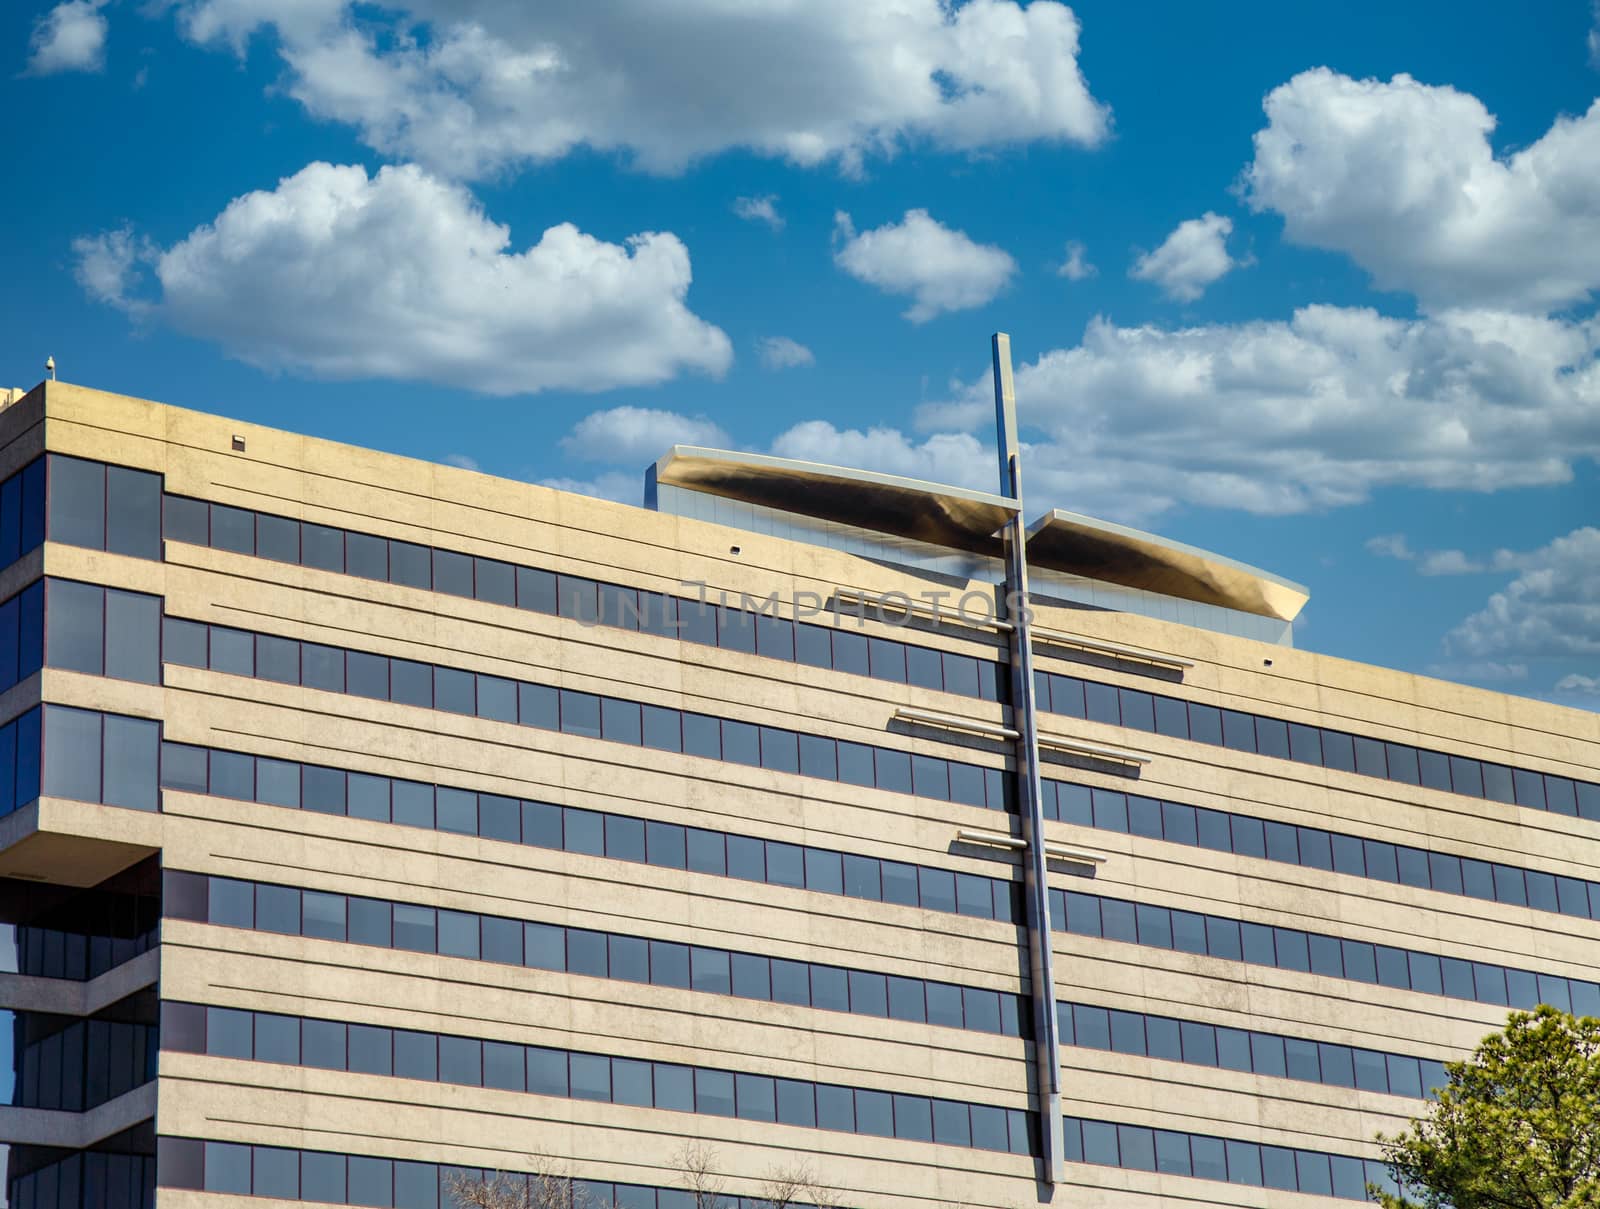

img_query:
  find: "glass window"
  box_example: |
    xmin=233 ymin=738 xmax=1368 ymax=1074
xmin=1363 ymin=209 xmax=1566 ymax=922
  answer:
xmin=44 ymin=706 xmax=101 ymax=803
xmin=1044 ymin=675 xmax=1081 ymax=719
xmin=1083 ymin=682 xmax=1120 ymax=725
xmin=721 ymin=953 xmax=768 ymax=1003
xmin=102 ymin=713 xmax=159 ymax=811
xmin=390 ymin=659 xmax=432 ymax=708
xmin=162 ymin=494 xmax=209 ymax=547
xmin=742 ymin=613 xmax=791 ymax=664
xmin=766 ymin=840 xmax=805 ymax=888
xmin=302 ymin=1152 xmax=346 ymax=1204
xmin=679 ymin=712 xmax=719 ymax=760
xmin=811 ymin=966 xmax=849 ymax=1012
xmin=48 ymin=579 xmax=104 ymax=675
xmin=251 ymin=634 xmax=299 ymax=686
xmin=855 ymin=1088 xmax=894 ymax=1137
xmin=289 ymin=524 xmax=342 ymax=575
xmin=726 ymin=834 xmax=765 ymax=881
xmin=433 ymin=668 xmax=474 ymax=716
xmin=209 ymin=626 xmax=254 ymax=676
xmin=815 ymin=1084 xmax=854 ymax=1132
xmin=203 ymin=1141 xmax=252 ymax=1196
xmin=303 ymin=1019 xmax=346 ymax=1070
xmin=695 ymin=1068 xmax=735 ymax=1117
xmin=1081 ymin=1120 xmax=1119 ymax=1166
xmin=393 ymin=1030 xmax=437 ymax=1082
xmin=439 ymin=1036 xmax=482 ymax=1086
xmin=650 ymin=940 xmax=691 ymax=989
xmin=50 ymin=457 xmax=107 ymax=550
xmin=685 ymin=828 xmax=726 ymax=875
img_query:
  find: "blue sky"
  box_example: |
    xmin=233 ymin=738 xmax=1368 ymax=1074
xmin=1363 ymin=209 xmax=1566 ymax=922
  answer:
xmin=3 ymin=0 xmax=1599 ymax=706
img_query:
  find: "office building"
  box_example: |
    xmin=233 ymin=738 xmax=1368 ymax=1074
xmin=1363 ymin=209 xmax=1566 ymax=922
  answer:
xmin=1 ymin=376 xmax=1597 ymax=1209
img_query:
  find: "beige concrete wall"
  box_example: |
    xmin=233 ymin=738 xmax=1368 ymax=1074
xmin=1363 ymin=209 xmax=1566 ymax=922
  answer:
xmin=14 ymin=380 xmax=1600 ymax=1207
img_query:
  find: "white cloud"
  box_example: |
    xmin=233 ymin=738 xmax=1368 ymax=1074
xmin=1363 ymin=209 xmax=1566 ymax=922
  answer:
xmin=833 ymin=209 xmax=1016 ymax=323
xmin=1556 ymin=673 xmax=1600 ymax=695
xmin=1444 ymin=527 xmax=1600 ymax=659
xmin=70 ymin=226 xmax=152 ymax=311
xmin=560 ymin=406 xmax=729 ymax=464
xmin=540 ymin=471 xmax=642 ymax=506
xmin=1417 ymin=549 xmax=1483 ymax=576
xmin=756 ymin=336 xmax=815 ymax=371
xmin=1590 ymin=1 xmax=1600 ymax=68
xmin=734 ymin=195 xmax=784 ymax=231
xmin=444 ymin=454 xmax=480 ymax=472
xmin=770 ymin=422 xmax=997 ymax=491
xmin=169 ymin=0 xmax=1109 ymax=179
xmin=1129 ymin=212 xmax=1242 ymax=302
xmin=25 ymin=0 xmax=108 ymax=74
xmin=912 ymin=306 xmax=1600 ymax=523
xmin=1425 ymin=660 xmax=1529 ymax=682
xmin=73 ymin=161 xmax=731 ymax=396
xmin=1056 ymin=240 xmax=1096 ymax=281
xmin=1366 ymin=533 xmax=1414 ymax=561
xmin=1245 ymin=68 xmax=1600 ymax=313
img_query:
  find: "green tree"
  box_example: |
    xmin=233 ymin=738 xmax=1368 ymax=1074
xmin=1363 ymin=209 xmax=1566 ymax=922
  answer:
xmin=1375 ymin=1005 xmax=1600 ymax=1208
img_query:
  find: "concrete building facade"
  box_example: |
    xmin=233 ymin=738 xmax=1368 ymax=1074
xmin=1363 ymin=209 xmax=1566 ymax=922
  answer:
xmin=0 ymin=377 xmax=1597 ymax=1209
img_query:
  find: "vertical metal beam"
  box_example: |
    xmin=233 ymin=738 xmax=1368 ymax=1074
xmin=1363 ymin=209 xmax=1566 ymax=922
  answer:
xmin=992 ymin=333 xmax=1065 ymax=1186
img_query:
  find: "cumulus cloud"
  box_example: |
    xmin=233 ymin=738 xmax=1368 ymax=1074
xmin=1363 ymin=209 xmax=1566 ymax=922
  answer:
xmin=733 ymin=195 xmax=784 ymax=231
xmin=168 ymin=0 xmax=1109 ymax=178
xmin=771 ymin=422 xmax=997 ymax=491
xmin=756 ymin=336 xmax=815 ymax=370
xmin=560 ymin=406 xmax=729 ymax=464
xmin=833 ymin=209 xmax=1016 ymax=323
xmin=1424 ymin=660 xmax=1529 ymax=683
xmin=1056 ymin=240 xmax=1096 ymax=281
xmin=1444 ymin=528 xmax=1600 ymax=660
xmin=1129 ymin=212 xmax=1243 ymax=302
xmin=73 ymin=161 xmax=731 ymax=396
xmin=1366 ymin=533 xmax=1414 ymax=561
xmin=25 ymin=0 xmax=108 ymax=74
xmin=70 ymin=226 xmax=152 ymax=311
xmin=1245 ymin=68 xmax=1600 ymax=313
xmin=911 ymin=306 xmax=1600 ymax=522
xmin=539 ymin=471 xmax=642 ymax=506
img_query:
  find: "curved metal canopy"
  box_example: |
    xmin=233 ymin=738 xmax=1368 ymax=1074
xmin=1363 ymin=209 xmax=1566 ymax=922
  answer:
xmin=649 ymin=448 xmax=1308 ymax=621
xmin=651 ymin=446 xmax=1017 ymax=557
xmin=1026 ymin=508 xmax=1309 ymax=622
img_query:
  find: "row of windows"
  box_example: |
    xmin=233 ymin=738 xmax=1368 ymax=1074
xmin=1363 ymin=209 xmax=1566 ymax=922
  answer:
xmin=169 ymin=1003 xmax=1035 ymax=1155
xmin=1049 ymin=780 xmax=1600 ymax=922
xmin=45 ymin=579 xmax=161 ymax=686
xmin=1039 ymin=668 xmax=1600 ymax=818
xmin=11 ymin=920 xmax=158 ymax=982
xmin=0 ymin=579 xmax=42 ymax=694
xmin=0 ymin=457 xmax=46 ymax=569
xmin=47 ymin=456 xmax=162 ymax=563
xmin=158 ymin=746 xmax=1021 ymax=923
xmin=42 ymin=706 xmax=160 ymax=814
xmin=0 ymin=705 xmax=40 ymax=819
xmin=160 ymin=1138 xmax=840 ymax=1209
xmin=173 ymin=872 xmax=1026 ymax=1038
xmin=12 ymin=1016 xmax=157 ymax=1112
xmin=1059 ymin=1001 xmax=1446 ymax=1100
xmin=97 ymin=462 xmax=1600 ymax=824
xmin=1064 ymin=1116 xmax=1401 ymax=1201
xmin=163 ymin=616 xmax=1015 ymax=810
xmin=162 ymin=493 xmax=1007 ymax=703
xmin=7 ymin=1150 xmax=153 ymax=1209
xmin=1054 ymin=888 xmax=1600 ymax=1016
